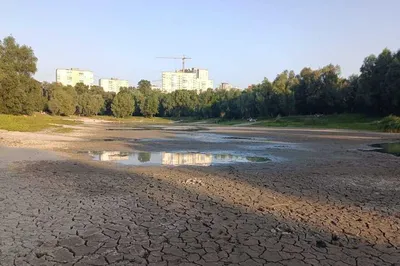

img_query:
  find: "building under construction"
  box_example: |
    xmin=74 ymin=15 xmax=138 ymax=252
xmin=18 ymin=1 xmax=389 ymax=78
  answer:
xmin=162 ymin=68 xmax=213 ymax=92
xmin=158 ymin=55 xmax=213 ymax=92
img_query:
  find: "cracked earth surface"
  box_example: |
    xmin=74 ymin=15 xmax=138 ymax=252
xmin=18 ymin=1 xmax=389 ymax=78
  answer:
xmin=1 ymin=124 xmax=399 ymax=265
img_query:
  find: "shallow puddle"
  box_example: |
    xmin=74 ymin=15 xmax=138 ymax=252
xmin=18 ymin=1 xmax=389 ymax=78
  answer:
xmin=88 ymin=151 xmax=271 ymax=166
xmin=370 ymin=142 xmax=400 ymax=156
xmin=141 ymin=133 xmax=279 ymax=144
xmin=106 ymin=126 xmax=206 ymax=132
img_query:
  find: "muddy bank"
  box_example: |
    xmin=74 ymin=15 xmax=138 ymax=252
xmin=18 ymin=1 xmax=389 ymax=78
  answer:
xmin=0 ymin=122 xmax=399 ymax=265
xmin=0 ymin=146 xmax=60 ymax=168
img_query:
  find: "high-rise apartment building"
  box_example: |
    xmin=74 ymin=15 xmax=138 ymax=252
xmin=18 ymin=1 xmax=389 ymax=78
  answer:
xmin=162 ymin=68 xmax=213 ymax=92
xmin=56 ymin=68 xmax=94 ymax=86
xmin=99 ymin=78 xmax=129 ymax=93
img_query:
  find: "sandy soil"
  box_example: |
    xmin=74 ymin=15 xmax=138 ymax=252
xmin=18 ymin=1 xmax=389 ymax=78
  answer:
xmin=0 ymin=120 xmax=399 ymax=266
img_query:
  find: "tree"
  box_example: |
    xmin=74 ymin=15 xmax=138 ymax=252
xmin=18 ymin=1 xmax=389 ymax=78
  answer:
xmin=48 ymin=84 xmax=76 ymax=116
xmin=24 ymin=79 xmax=44 ymax=113
xmin=0 ymin=36 xmax=39 ymax=114
xmin=159 ymin=93 xmax=175 ymax=117
xmin=252 ymin=78 xmax=274 ymax=117
xmin=3 ymin=34 xmax=400 ymax=120
xmin=140 ymin=93 xmax=159 ymax=117
xmin=198 ymin=88 xmax=218 ymax=118
xmin=169 ymin=90 xmax=198 ymax=117
xmin=89 ymin=85 xmax=104 ymax=95
xmin=384 ymin=51 xmax=400 ymax=115
xmin=75 ymin=83 xmax=89 ymax=95
xmin=356 ymin=49 xmax=399 ymax=115
xmin=0 ymin=36 xmax=37 ymax=76
xmin=111 ymin=91 xmax=135 ymax=118
xmin=131 ymin=89 xmax=145 ymax=115
xmin=75 ymin=84 xmax=105 ymax=116
xmin=101 ymin=91 xmax=115 ymax=115
xmin=341 ymin=75 xmax=359 ymax=113
xmin=293 ymin=65 xmax=344 ymax=115
xmin=357 ymin=54 xmax=378 ymax=114
xmin=272 ymin=70 xmax=297 ymax=116
xmin=77 ymin=93 xmax=104 ymax=116
xmin=137 ymin=80 xmax=152 ymax=95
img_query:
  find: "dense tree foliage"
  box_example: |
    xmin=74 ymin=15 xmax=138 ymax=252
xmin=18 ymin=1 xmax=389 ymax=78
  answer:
xmin=140 ymin=93 xmax=159 ymax=117
xmin=75 ymin=84 xmax=104 ymax=116
xmin=137 ymin=79 xmax=152 ymax=95
xmin=1 ymin=36 xmax=399 ymax=119
xmin=0 ymin=36 xmax=41 ymax=115
xmin=356 ymin=49 xmax=400 ymax=115
xmin=111 ymin=90 xmax=135 ymax=118
xmin=47 ymin=83 xmax=76 ymax=116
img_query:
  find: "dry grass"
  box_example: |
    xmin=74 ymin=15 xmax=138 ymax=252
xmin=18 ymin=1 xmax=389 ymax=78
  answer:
xmin=0 ymin=114 xmax=81 ymax=132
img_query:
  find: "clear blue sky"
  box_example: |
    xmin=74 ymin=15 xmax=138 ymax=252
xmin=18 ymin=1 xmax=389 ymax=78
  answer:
xmin=1 ymin=0 xmax=399 ymax=88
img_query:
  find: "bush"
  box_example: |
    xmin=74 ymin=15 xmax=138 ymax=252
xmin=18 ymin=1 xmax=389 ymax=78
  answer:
xmin=379 ymin=115 xmax=400 ymax=133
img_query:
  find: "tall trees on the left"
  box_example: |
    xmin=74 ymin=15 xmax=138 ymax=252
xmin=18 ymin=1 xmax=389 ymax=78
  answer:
xmin=0 ymin=36 xmax=42 ymax=114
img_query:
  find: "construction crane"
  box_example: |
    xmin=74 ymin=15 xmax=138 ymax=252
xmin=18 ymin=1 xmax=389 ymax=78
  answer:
xmin=157 ymin=55 xmax=192 ymax=72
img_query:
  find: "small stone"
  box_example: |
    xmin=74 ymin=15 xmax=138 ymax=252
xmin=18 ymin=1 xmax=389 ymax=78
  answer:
xmin=331 ymin=234 xmax=339 ymax=242
xmin=316 ymin=240 xmax=327 ymax=248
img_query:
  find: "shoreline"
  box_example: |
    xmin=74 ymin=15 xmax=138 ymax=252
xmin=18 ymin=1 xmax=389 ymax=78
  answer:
xmin=1 ymin=122 xmax=399 ymax=265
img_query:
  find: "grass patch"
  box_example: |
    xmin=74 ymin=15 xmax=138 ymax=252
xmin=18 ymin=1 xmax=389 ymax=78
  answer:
xmin=254 ymin=114 xmax=381 ymax=131
xmin=53 ymin=127 xmax=75 ymax=134
xmin=93 ymin=116 xmax=173 ymax=124
xmin=177 ymin=117 xmax=249 ymax=125
xmin=0 ymin=114 xmax=81 ymax=132
xmin=378 ymin=115 xmax=400 ymax=133
xmin=216 ymin=119 xmax=245 ymax=125
xmin=95 ymin=114 xmax=397 ymax=132
xmin=173 ymin=117 xmax=204 ymax=123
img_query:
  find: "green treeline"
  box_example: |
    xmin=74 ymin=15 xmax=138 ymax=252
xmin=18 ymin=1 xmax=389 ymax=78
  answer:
xmin=1 ymin=36 xmax=399 ymax=119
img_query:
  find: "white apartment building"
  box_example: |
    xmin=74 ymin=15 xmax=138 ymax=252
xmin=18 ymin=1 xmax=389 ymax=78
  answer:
xmin=162 ymin=68 xmax=213 ymax=93
xmin=56 ymin=68 xmax=94 ymax=86
xmin=99 ymin=78 xmax=129 ymax=93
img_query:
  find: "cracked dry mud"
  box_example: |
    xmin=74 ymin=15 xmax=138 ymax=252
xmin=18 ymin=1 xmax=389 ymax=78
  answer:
xmin=0 ymin=124 xmax=399 ymax=266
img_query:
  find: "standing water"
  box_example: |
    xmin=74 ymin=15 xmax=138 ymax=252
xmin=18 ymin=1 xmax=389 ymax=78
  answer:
xmin=88 ymin=151 xmax=271 ymax=166
xmin=370 ymin=142 xmax=400 ymax=156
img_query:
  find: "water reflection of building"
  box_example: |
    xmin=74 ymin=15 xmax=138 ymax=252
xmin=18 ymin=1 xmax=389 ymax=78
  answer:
xmin=213 ymin=154 xmax=235 ymax=160
xmin=161 ymin=152 xmax=212 ymax=166
xmin=89 ymin=151 xmax=250 ymax=166
xmin=91 ymin=151 xmax=129 ymax=161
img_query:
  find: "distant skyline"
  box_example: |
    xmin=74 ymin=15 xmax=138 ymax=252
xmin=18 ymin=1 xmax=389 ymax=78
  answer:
xmin=1 ymin=0 xmax=399 ymax=88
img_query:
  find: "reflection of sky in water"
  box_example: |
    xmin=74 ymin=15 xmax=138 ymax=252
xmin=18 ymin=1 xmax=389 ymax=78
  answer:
xmin=175 ymin=133 xmax=267 ymax=143
xmin=139 ymin=133 xmax=304 ymax=150
xmin=89 ymin=151 xmax=272 ymax=166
